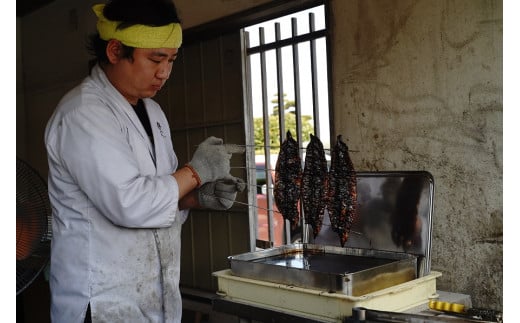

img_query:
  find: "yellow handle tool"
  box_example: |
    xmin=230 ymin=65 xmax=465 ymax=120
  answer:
xmin=429 ymin=300 xmax=502 ymax=322
xmin=428 ymin=300 xmax=465 ymax=314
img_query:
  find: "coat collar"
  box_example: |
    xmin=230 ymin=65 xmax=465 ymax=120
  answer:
xmin=91 ymin=64 xmax=157 ymax=166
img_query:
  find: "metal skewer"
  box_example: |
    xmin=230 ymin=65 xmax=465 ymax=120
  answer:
xmin=195 ymin=143 xmax=360 ymax=153
xmin=198 ymin=192 xmax=364 ymax=237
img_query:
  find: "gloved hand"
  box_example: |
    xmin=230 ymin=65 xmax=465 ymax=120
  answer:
xmin=188 ymin=136 xmax=233 ymax=185
xmin=198 ymin=177 xmax=246 ymax=210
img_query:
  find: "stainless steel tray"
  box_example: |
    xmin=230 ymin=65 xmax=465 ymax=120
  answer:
xmin=228 ymin=243 xmax=417 ymax=296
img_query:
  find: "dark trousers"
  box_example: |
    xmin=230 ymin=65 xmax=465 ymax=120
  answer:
xmin=84 ymin=304 xmax=92 ymax=323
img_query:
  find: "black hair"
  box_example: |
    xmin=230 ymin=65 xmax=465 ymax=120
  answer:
xmin=86 ymin=34 xmax=134 ymax=68
xmin=86 ymin=0 xmax=181 ymax=68
xmin=103 ymin=0 xmax=181 ymax=28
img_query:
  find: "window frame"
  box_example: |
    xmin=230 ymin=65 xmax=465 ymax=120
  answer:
xmin=241 ymin=1 xmax=333 ymax=251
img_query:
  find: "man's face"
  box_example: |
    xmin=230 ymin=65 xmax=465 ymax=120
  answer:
xmin=111 ymin=46 xmax=178 ymax=105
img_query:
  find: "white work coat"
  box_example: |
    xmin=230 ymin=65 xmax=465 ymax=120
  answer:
xmin=45 ymin=64 xmax=188 ymax=323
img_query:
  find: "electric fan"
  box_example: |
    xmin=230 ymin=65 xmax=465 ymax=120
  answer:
xmin=16 ymin=157 xmax=52 ymax=295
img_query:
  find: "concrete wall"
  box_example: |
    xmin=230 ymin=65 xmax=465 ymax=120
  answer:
xmin=330 ymin=0 xmax=502 ymax=310
xmin=176 ymin=0 xmax=272 ymax=28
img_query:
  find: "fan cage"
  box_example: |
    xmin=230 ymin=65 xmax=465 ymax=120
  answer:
xmin=16 ymin=158 xmax=52 ymax=295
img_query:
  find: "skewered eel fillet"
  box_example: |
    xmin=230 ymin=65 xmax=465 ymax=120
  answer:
xmin=274 ymin=131 xmax=302 ymax=230
xmin=301 ymin=134 xmax=328 ymax=239
xmin=327 ymin=135 xmax=357 ymax=247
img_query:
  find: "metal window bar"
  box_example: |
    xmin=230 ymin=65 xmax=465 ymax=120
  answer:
xmin=275 ymin=23 xmax=286 ymax=140
xmin=259 ymin=27 xmax=276 ymax=246
xmin=241 ymin=32 xmax=259 ymax=252
xmin=291 ymin=17 xmax=303 ymax=146
xmin=244 ymin=8 xmax=328 ymax=250
xmin=309 ymin=13 xmax=321 ymax=135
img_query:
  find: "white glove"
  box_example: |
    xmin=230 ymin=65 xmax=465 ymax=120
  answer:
xmin=198 ymin=177 xmax=246 ymax=210
xmin=188 ymin=136 xmax=232 ymax=185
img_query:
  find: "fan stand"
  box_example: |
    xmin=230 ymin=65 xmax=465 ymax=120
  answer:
xmin=16 ymin=158 xmax=52 ymax=295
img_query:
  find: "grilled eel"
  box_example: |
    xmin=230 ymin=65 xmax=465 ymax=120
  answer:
xmin=327 ymin=135 xmax=357 ymax=247
xmin=274 ymin=131 xmax=302 ymax=230
xmin=301 ymin=134 xmax=328 ymax=239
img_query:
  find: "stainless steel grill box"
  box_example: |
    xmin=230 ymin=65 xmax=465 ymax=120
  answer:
xmin=228 ymin=171 xmax=434 ymax=290
xmin=215 ymin=171 xmax=437 ymax=321
xmin=228 ymin=243 xmax=417 ymax=296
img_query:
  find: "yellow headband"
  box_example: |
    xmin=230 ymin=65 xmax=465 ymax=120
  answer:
xmin=92 ymin=4 xmax=182 ymax=49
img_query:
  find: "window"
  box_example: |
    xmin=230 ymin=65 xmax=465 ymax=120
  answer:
xmin=243 ymin=4 xmax=331 ymax=249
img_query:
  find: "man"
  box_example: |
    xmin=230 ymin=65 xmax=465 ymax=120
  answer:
xmin=44 ymin=0 xmax=244 ymax=322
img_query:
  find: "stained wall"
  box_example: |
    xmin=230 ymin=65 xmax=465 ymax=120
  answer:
xmin=329 ymin=0 xmax=502 ymax=310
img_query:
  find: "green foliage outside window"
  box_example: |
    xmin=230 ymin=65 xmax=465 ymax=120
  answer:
xmin=253 ymin=94 xmax=314 ymax=154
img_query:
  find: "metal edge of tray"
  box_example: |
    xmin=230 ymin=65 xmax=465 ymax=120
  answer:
xmin=230 ymin=243 xmax=418 ymax=261
xmin=228 ymin=243 xmax=418 ymax=296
